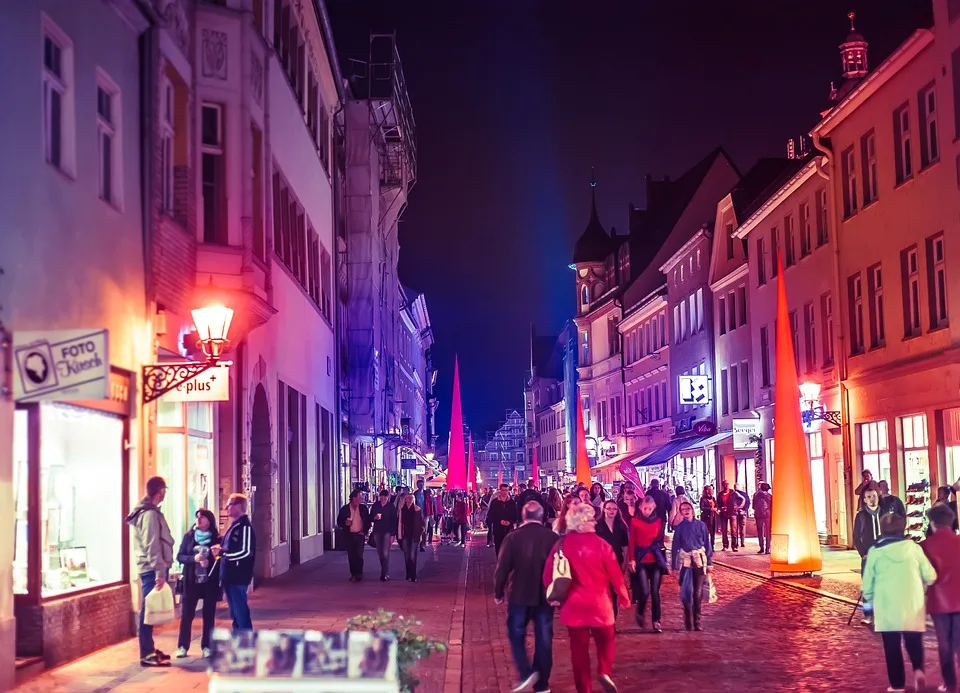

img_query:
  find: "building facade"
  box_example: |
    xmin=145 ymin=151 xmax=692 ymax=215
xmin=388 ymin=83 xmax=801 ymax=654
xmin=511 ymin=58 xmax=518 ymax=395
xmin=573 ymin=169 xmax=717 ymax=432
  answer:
xmin=395 ymin=285 xmax=437 ymax=483
xmin=524 ymin=326 xmax=567 ymax=486
xmin=479 ymin=410 xmax=526 ymax=487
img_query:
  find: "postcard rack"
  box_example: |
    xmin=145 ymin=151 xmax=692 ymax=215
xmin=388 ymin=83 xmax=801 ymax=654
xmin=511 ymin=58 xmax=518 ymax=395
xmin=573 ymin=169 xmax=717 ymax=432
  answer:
xmin=208 ymin=675 xmax=400 ymax=693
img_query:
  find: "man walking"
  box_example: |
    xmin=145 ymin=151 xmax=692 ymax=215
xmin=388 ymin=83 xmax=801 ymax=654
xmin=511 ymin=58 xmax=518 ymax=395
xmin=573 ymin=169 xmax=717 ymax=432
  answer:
xmin=414 ymin=479 xmax=429 ymax=550
xmin=338 ymin=489 xmax=372 ymax=581
xmin=717 ymin=480 xmax=738 ymax=552
xmin=487 ymin=483 xmax=518 ymax=555
xmin=494 ymin=502 xmax=558 ymax=693
xmin=213 ymin=493 xmax=256 ymax=631
xmin=753 ymin=483 xmax=773 ymax=554
xmin=371 ymin=489 xmax=398 ymax=581
xmin=126 ymin=476 xmax=175 ymax=667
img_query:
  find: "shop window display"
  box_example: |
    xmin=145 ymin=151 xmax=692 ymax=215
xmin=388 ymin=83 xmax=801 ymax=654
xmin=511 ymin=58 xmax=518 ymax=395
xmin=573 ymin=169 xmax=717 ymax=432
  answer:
xmin=901 ymin=414 xmax=930 ymax=542
xmin=860 ymin=420 xmax=891 ymax=484
xmin=807 ymin=433 xmax=827 ymax=534
xmin=40 ymin=403 xmax=124 ymax=596
xmin=13 ymin=409 xmax=29 ymax=594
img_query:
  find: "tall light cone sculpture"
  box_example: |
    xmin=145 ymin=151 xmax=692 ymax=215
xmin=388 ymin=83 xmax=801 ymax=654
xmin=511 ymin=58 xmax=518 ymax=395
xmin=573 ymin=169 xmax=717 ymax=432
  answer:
xmin=497 ymin=464 xmax=502 ymax=488
xmin=575 ymin=388 xmax=592 ymax=486
xmin=770 ymin=256 xmax=823 ymax=574
xmin=513 ymin=467 xmax=518 ymax=489
xmin=446 ymin=357 xmax=467 ymax=490
xmin=531 ymin=446 xmax=540 ymax=488
xmin=467 ymin=435 xmax=476 ymax=492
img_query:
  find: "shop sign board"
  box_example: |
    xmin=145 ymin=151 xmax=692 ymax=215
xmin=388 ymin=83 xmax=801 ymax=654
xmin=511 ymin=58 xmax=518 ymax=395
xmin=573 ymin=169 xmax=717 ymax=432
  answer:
xmin=678 ymin=375 xmax=710 ymax=406
xmin=400 ymin=453 xmax=418 ymax=470
xmin=733 ymin=418 xmax=761 ymax=450
xmin=13 ymin=329 xmax=109 ymax=402
xmin=162 ymin=364 xmax=230 ymax=402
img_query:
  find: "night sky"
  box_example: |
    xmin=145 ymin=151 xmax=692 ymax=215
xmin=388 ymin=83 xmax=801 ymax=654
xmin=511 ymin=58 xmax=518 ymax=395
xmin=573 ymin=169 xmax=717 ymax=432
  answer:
xmin=329 ymin=0 xmax=933 ymax=444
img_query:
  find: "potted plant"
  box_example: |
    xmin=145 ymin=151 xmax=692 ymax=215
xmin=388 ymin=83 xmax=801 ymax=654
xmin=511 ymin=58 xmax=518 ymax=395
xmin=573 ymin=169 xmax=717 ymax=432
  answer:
xmin=347 ymin=609 xmax=447 ymax=692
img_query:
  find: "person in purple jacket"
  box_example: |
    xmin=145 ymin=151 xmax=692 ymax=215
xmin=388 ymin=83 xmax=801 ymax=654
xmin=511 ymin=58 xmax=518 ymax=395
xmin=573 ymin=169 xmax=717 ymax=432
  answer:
xmin=670 ymin=501 xmax=714 ymax=632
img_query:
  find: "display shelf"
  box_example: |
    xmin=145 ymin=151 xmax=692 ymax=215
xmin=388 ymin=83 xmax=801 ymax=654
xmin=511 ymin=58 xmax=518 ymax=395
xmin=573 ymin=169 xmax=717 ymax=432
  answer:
xmin=904 ymin=479 xmax=930 ymax=542
xmin=208 ymin=675 xmax=399 ymax=693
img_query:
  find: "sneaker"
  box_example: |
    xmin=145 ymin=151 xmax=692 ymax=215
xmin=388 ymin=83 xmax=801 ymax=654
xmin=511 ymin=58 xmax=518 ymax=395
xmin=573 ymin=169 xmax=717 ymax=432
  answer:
xmin=915 ymin=670 xmax=926 ymax=691
xmin=155 ymin=649 xmax=171 ymax=662
xmin=140 ymin=653 xmax=171 ymax=667
xmin=653 ymin=621 xmax=662 ymax=633
xmin=598 ymin=674 xmax=618 ymax=693
xmin=202 ymin=647 xmax=213 ymax=658
xmin=175 ymin=647 xmax=188 ymax=658
xmin=936 ymin=685 xmax=949 ymax=692
xmin=511 ymin=671 xmax=539 ymax=692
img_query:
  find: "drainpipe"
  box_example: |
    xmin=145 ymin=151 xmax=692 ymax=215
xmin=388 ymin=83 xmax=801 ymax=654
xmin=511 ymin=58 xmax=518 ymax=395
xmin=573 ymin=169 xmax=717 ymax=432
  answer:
xmin=812 ymin=131 xmax=854 ymax=547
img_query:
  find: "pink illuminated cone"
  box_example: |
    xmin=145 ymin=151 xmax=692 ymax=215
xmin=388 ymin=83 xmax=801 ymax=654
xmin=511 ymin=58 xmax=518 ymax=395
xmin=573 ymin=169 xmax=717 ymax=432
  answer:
xmin=531 ymin=446 xmax=540 ymax=488
xmin=467 ymin=435 xmax=476 ymax=491
xmin=497 ymin=464 xmax=502 ymax=488
xmin=513 ymin=466 xmax=518 ymax=489
xmin=446 ymin=357 xmax=467 ymax=490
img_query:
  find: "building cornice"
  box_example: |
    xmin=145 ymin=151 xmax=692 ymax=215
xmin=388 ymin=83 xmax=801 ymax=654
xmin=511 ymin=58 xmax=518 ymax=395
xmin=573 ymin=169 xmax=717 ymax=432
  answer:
xmin=733 ymin=160 xmax=820 ymax=239
xmin=709 ymin=262 xmax=749 ymax=293
xmin=621 ymin=285 xmax=667 ymax=325
xmin=813 ymin=29 xmax=934 ymax=137
xmin=660 ymin=228 xmax=709 ymax=274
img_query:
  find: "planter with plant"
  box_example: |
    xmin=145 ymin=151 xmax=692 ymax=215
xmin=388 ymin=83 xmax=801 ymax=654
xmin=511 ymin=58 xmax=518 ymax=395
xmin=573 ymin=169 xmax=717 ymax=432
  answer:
xmin=347 ymin=609 xmax=447 ymax=692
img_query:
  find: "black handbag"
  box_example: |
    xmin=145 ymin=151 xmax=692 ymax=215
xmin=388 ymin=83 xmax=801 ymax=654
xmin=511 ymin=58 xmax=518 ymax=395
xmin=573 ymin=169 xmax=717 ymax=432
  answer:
xmin=367 ymin=533 xmax=376 ymax=548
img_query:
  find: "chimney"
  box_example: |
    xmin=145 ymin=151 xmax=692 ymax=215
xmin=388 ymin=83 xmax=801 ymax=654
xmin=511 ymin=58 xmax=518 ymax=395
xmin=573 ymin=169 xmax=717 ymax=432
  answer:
xmin=787 ymin=138 xmax=796 ymax=160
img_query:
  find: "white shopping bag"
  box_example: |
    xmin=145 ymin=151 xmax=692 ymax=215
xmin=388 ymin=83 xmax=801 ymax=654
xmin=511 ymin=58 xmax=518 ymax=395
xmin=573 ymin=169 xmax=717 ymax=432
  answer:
xmin=144 ymin=581 xmax=175 ymax=625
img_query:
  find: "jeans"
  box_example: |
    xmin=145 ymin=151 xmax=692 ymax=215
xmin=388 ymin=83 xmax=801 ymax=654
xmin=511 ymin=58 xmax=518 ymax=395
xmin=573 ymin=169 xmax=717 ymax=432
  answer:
xmin=735 ymin=512 xmax=746 ymax=546
xmin=681 ymin=566 xmax=706 ymax=621
xmin=224 ymin=583 xmax=252 ymax=631
xmin=424 ymin=515 xmax=436 ymax=542
xmin=138 ymin=571 xmax=158 ymax=659
xmin=634 ymin=563 xmax=663 ymax=623
xmin=493 ymin=529 xmax=510 ymax=556
xmin=933 ymin=613 xmax=960 ymax=688
xmin=702 ymin=514 xmax=717 ymax=548
xmin=720 ymin=515 xmax=738 ymax=549
xmin=756 ymin=516 xmax=772 ymax=552
xmin=345 ymin=532 xmax=365 ymax=577
xmin=400 ymin=537 xmax=419 ymax=579
xmin=177 ymin=586 xmax=218 ymax=650
xmin=374 ymin=533 xmax=392 ymax=578
xmin=881 ymin=631 xmax=924 ymax=690
xmin=457 ymin=522 xmax=469 ymax=544
xmin=506 ymin=604 xmax=553 ymax=691
xmin=568 ymin=625 xmax=614 ymax=693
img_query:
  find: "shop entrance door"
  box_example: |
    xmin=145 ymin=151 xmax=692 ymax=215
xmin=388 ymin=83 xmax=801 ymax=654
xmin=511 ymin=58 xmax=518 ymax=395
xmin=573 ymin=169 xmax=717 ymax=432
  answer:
xmin=287 ymin=386 xmax=302 ymax=566
xmin=250 ymin=384 xmax=272 ymax=583
xmin=808 ymin=433 xmax=828 ymax=535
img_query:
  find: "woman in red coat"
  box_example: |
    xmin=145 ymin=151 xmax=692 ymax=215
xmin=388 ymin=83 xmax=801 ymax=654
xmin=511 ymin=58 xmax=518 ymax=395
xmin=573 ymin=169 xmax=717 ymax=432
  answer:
xmin=544 ymin=502 xmax=630 ymax=693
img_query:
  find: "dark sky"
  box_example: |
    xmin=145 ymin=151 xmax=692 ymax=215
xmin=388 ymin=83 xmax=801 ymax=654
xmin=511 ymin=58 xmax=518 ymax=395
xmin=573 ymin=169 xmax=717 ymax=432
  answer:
xmin=329 ymin=0 xmax=932 ymax=444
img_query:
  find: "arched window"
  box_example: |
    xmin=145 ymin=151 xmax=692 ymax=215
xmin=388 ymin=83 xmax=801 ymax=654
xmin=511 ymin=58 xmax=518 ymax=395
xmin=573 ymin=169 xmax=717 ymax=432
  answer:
xmin=581 ymin=284 xmax=589 ymax=305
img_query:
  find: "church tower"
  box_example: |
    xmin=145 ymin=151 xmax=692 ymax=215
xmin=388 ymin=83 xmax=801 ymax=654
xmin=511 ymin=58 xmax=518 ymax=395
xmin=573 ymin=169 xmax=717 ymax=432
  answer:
xmin=572 ymin=173 xmax=613 ymax=316
xmin=828 ymin=12 xmax=869 ymax=106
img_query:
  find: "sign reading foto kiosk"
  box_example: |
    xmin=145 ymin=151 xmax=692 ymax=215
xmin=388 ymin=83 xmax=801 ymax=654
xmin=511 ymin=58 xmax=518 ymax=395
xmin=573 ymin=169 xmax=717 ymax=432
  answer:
xmin=162 ymin=364 xmax=230 ymax=402
xmin=13 ymin=329 xmax=109 ymax=402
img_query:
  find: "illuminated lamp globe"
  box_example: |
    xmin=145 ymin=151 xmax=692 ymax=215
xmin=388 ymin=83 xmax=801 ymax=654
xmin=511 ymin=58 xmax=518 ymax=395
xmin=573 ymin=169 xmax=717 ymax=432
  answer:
xmin=191 ymin=304 xmax=234 ymax=362
xmin=799 ymin=381 xmax=822 ymax=408
xmin=425 ymin=452 xmax=435 ymax=462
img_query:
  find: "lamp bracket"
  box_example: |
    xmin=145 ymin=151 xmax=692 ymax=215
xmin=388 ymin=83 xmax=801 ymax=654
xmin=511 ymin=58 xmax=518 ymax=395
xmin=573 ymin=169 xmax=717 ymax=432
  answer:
xmin=142 ymin=361 xmax=215 ymax=404
xmin=801 ymin=406 xmax=842 ymax=428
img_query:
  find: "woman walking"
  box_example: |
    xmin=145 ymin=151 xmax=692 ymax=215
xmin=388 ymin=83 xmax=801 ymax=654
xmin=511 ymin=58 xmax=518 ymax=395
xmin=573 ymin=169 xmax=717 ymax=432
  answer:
xmin=398 ymin=494 xmax=424 ymax=581
xmin=670 ymin=500 xmax=713 ymax=632
xmin=617 ymin=487 xmax=640 ymax=525
xmin=628 ymin=495 xmax=668 ymax=632
xmin=553 ymin=494 xmax=581 ymax=535
xmin=544 ymin=503 xmax=629 ymax=693
xmin=175 ymin=509 xmax=221 ymax=658
xmin=863 ymin=512 xmax=936 ymax=692
xmin=596 ymin=500 xmax=630 ymax=622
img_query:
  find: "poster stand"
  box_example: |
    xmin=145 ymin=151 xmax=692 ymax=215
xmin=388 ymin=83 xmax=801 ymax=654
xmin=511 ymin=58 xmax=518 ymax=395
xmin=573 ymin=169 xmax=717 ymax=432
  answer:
xmin=208 ymin=675 xmax=399 ymax=693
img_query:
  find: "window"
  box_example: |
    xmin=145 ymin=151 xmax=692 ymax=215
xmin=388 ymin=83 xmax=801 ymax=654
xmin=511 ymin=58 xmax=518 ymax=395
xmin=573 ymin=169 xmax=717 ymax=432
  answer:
xmin=771 ymin=227 xmax=779 ymax=277
xmin=658 ymin=313 xmax=665 ymax=347
xmin=737 ymin=285 xmax=747 ymax=327
xmin=679 ymin=302 xmax=686 ymax=340
xmin=252 ymin=125 xmax=265 ymax=261
xmin=42 ymin=19 xmax=73 ymax=174
xmin=816 ymin=188 xmax=829 ymax=247
xmin=718 ymin=296 xmax=726 ymax=335
xmin=953 ymin=49 xmax=960 ymax=140
xmin=580 ymin=284 xmax=589 ymax=306
xmin=868 ymin=264 xmax=885 ymax=348
xmin=720 ymin=369 xmax=729 ymax=416
xmin=861 ymin=130 xmax=878 ymax=205
xmin=726 ymin=222 xmax=735 ymax=260
xmin=96 ymin=80 xmax=120 ymax=205
xmin=160 ymin=78 xmax=175 ymax=212
xmin=784 ymin=214 xmax=796 ymax=266
xmin=902 ymin=247 xmax=922 ymax=337
xmin=927 ymin=233 xmax=948 ymax=328
xmin=849 ymin=273 xmax=865 ymax=353
xmin=688 ymin=295 xmax=697 ymax=336
xmin=821 ymin=293 xmax=835 ymax=367
xmin=803 ymin=302 xmax=816 ymax=373
xmin=919 ymin=85 xmax=939 ymax=167
xmin=800 ymin=201 xmax=812 ymax=257
xmin=756 ymin=237 xmax=767 ymax=285
xmin=581 ymin=330 xmax=589 ymax=365
xmin=760 ymin=325 xmax=771 ymax=386
xmin=841 ymin=146 xmax=857 ymax=218
xmin=727 ymin=291 xmax=736 ymax=332
xmin=951 ymin=0 xmax=960 ymax=22
xmin=201 ymin=104 xmax=227 ymax=244
xmin=660 ymin=382 xmax=668 ymax=418
xmin=696 ymin=289 xmax=704 ymax=332
xmin=673 ymin=305 xmax=680 ymax=344
xmin=860 ymin=420 xmax=891 ymax=485
xmin=730 ymin=363 xmax=740 ymax=413
xmin=894 ymin=103 xmax=913 ymax=184
xmin=789 ymin=310 xmax=800 ymax=374
xmin=740 ymin=361 xmax=750 ymax=409
xmin=608 ymin=315 xmax=619 ymax=356
xmin=307 ymin=230 xmax=320 ymax=304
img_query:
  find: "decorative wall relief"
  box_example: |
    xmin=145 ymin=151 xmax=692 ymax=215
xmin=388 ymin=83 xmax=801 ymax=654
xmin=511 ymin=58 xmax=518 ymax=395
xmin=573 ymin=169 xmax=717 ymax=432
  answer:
xmin=201 ymin=29 xmax=228 ymax=80
xmin=251 ymin=54 xmax=264 ymax=107
xmin=160 ymin=0 xmax=190 ymax=54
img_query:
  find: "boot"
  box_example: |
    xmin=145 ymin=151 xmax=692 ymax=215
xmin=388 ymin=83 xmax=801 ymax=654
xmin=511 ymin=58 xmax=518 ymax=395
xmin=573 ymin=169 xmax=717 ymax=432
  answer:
xmin=694 ymin=611 xmax=703 ymax=632
xmin=683 ymin=608 xmax=692 ymax=632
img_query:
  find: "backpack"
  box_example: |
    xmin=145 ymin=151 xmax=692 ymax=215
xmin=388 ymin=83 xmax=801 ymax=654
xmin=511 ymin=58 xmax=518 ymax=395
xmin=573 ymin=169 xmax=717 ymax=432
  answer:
xmin=546 ymin=540 xmax=572 ymax=604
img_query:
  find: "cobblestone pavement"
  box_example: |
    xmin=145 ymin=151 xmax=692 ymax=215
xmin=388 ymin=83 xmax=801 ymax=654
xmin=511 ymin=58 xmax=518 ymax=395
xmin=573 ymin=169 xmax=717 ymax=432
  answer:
xmin=464 ymin=534 xmax=943 ymax=693
xmin=14 ymin=541 xmax=464 ymax=693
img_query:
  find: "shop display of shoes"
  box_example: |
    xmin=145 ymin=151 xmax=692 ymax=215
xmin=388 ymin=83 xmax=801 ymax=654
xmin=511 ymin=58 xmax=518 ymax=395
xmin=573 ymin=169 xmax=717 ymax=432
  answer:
xmin=906 ymin=480 xmax=929 ymax=492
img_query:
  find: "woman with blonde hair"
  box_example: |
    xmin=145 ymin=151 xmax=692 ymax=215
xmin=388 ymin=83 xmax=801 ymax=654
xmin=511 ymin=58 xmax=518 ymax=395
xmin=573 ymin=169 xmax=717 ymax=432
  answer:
xmin=552 ymin=494 xmax=581 ymax=535
xmin=544 ymin=502 xmax=629 ymax=693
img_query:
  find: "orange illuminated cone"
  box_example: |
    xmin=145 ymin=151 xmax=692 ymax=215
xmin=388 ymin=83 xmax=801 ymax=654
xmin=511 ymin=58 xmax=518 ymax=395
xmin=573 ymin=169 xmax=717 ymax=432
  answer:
xmin=467 ymin=435 xmax=476 ymax=492
xmin=575 ymin=388 xmax=592 ymax=486
xmin=770 ymin=255 xmax=823 ymax=574
xmin=446 ymin=357 xmax=467 ymax=490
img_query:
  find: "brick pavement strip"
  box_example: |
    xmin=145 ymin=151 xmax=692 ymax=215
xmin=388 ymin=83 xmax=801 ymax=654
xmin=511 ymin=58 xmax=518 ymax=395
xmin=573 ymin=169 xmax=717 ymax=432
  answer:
xmin=13 ymin=542 xmax=467 ymax=693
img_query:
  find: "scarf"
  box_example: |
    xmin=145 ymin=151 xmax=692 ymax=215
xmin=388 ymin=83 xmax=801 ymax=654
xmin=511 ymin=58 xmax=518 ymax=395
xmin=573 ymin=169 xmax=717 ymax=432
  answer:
xmin=194 ymin=528 xmax=214 ymax=546
xmin=864 ymin=506 xmax=880 ymax=539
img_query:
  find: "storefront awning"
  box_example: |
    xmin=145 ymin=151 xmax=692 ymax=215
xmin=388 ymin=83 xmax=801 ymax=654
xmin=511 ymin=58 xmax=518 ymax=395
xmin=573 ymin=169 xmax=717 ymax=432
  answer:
xmin=636 ymin=437 xmax=706 ymax=468
xmin=679 ymin=431 xmax=733 ymax=452
xmin=593 ymin=448 xmax=651 ymax=471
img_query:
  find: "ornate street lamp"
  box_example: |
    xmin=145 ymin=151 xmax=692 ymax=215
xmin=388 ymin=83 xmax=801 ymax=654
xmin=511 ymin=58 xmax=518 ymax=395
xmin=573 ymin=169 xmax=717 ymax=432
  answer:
xmin=799 ymin=381 xmax=841 ymax=427
xmin=142 ymin=304 xmax=234 ymax=403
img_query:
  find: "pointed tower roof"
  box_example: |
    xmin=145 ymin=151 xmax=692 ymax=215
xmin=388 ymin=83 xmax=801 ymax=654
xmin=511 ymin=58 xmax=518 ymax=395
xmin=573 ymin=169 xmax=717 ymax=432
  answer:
xmin=572 ymin=171 xmax=614 ymax=264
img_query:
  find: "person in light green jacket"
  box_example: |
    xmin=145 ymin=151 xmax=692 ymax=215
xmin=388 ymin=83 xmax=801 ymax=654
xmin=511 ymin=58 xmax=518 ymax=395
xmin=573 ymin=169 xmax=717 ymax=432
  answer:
xmin=862 ymin=512 xmax=937 ymax=693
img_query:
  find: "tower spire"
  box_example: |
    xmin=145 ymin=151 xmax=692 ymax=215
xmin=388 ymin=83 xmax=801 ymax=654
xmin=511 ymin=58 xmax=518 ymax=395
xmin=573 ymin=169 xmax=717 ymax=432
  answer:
xmin=848 ymin=10 xmax=856 ymax=31
xmin=839 ymin=10 xmax=868 ymax=81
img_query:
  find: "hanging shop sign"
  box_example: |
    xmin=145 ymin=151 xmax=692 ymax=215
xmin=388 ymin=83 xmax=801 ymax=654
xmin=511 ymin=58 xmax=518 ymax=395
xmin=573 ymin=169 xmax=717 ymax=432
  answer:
xmin=733 ymin=418 xmax=761 ymax=450
xmin=400 ymin=453 xmax=419 ymax=471
xmin=678 ymin=375 xmax=711 ymax=406
xmin=13 ymin=329 xmax=109 ymax=402
xmin=162 ymin=364 xmax=230 ymax=402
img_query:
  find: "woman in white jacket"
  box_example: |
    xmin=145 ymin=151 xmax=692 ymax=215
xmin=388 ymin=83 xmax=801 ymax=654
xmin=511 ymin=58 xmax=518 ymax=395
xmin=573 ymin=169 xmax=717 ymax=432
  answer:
xmin=862 ymin=512 xmax=937 ymax=693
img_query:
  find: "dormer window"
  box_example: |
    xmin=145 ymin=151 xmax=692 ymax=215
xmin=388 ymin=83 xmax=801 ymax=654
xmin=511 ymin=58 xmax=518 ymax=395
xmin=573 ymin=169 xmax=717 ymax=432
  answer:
xmin=581 ymin=284 xmax=590 ymax=305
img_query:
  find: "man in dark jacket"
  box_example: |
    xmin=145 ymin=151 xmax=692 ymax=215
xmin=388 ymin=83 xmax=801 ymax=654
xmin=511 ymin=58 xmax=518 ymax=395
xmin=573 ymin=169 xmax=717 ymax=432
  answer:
xmin=877 ymin=480 xmax=907 ymax=517
xmin=213 ymin=493 xmax=256 ymax=631
xmin=752 ymin=483 xmax=773 ymax=554
xmin=517 ymin=481 xmax=544 ymax=522
xmin=646 ymin=479 xmax=671 ymax=535
xmin=494 ymin=501 xmax=558 ymax=693
xmin=337 ymin=489 xmax=372 ymax=581
xmin=371 ymin=489 xmax=399 ymax=581
xmin=487 ymin=484 xmax=518 ymax=555
xmin=854 ymin=486 xmax=883 ymax=629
